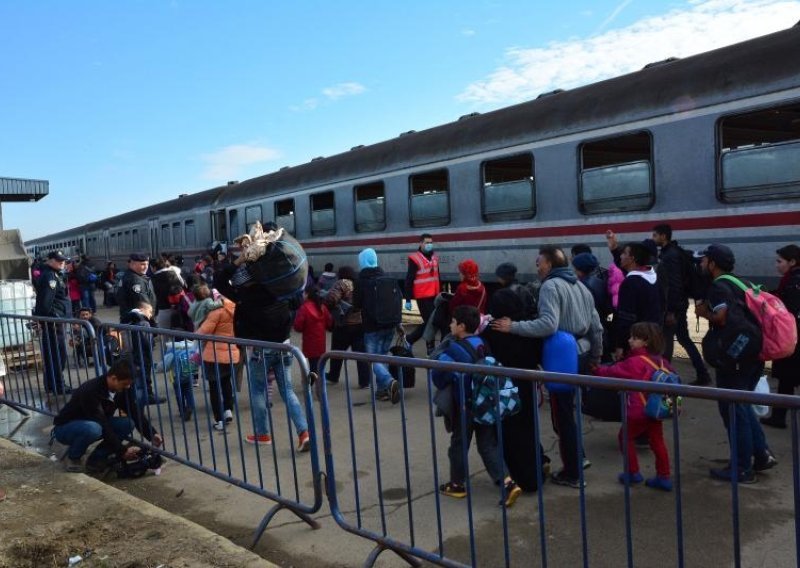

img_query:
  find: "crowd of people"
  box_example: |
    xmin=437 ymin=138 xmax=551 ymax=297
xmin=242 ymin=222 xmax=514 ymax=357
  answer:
xmin=31 ymin=225 xmax=799 ymax=498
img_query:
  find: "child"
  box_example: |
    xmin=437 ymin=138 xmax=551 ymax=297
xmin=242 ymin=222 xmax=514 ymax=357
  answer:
xmin=293 ymin=286 xmax=333 ymax=375
xmin=593 ymin=321 xmax=673 ymax=491
xmin=70 ymin=307 xmax=102 ymax=364
xmin=188 ymin=284 xmax=223 ymax=330
xmin=432 ymin=305 xmax=522 ymax=508
xmin=157 ymin=341 xmax=200 ymax=421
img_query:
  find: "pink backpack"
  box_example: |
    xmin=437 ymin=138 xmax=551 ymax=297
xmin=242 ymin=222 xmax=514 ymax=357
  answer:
xmin=716 ymin=275 xmax=798 ymax=361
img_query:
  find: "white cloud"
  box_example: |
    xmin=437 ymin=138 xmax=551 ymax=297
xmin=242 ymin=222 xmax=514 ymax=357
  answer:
xmin=200 ymin=143 xmax=281 ymax=180
xmin=321 ymin=82 xmax=366 ymax=100
xmin=458 ymin=0 xmax=800 ymax=105
xmin=462 ymin=28 xmax=477 ymax=37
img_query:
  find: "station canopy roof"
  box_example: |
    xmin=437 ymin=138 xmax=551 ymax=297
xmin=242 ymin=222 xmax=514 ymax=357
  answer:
xmin=0 ymin=177 xmax=49 ymax=202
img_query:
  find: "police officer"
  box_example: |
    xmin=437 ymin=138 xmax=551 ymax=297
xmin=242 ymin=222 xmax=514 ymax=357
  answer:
xmin=34 ymin=251 xmax=71 ymax=394
xmin=118 ymin=253 xmax=157 ymax=321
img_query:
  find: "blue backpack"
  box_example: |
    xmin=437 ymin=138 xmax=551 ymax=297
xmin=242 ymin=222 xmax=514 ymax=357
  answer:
xmin=639 ymin=356 xmax=682 ymax=420
xmin=457 ymin=340 xmax=521 ymax=425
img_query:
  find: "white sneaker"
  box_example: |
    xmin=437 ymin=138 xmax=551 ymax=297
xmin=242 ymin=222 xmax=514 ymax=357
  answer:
xmin=212 ymin=421 xmax=225 ymax=431
xmin=223 ymin=410 xmax=233 ymax=423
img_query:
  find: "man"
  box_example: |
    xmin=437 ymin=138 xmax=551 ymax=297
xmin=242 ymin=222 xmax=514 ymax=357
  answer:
xmin=52 ymin=358 xmax=163 ymax=473
xmin=492 ymin=246 xmax=603 ymax=488
xmin=613 ymin=242 xmax=663 ymax=360
xmin=118 ymin=253 xmax=157 ymax=321
xmin=76 ymin=255 xmax=98 ymax=313
xmin=696 ymin=244 xmax=776 ymax=483
xmin=34 ymin=251 xmax=71 ymax=394
xmin=353 ymin=248 xmax=401 ymax=404
xmin=121 ymin=301 xmax=164 ymax=405
xmin=151 ymin=257 xmax=184 ymax=329
xmin=404 ymin=233 xmax=441 ymax=353
xmin=651 ymin=224 xmax=711 ymax=385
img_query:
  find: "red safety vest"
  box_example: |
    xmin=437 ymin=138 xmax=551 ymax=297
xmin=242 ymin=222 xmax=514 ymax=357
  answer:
xmin=409 ymin=251 xmax=440 ymax=299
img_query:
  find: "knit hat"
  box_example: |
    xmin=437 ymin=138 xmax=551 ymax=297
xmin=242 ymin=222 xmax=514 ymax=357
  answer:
xmin=458 ymin=259 xmax=480 ymax=285
xmin=494 ymin=262 xmax=517 ymax=282
xmin=571 ymin=252 xmax=599 ymax=274
xmin=358 ymin=248 xmax=378 ymax=269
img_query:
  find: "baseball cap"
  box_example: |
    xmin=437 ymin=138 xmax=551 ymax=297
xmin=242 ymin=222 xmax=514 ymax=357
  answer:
xmin=48 ymin=251 xmax=68 ymax=261
xmin=129 ymin=253 xmax=149 ymax=262
xmin=697 ymin=244 xmax=735 ymax=269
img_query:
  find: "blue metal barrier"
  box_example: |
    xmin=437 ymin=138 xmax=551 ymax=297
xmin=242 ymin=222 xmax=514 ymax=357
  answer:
xmin=317 ymin=349 xmax=800 ymax=568
xmin=95 ymin=322 xmax=324 ymax=547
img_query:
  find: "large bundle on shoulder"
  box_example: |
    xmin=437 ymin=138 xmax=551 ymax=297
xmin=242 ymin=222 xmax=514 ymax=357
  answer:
xmin=230 ymin=221 xmax=308 ymax=303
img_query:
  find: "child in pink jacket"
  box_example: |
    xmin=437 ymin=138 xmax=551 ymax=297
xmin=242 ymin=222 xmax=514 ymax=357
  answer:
xmin=594 ymin=321 xmax=673 ymax=491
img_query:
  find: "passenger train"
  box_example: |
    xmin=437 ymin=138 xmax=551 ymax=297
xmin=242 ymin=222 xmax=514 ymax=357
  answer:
xmin=27 ymin=25 xmax=800 ymax=285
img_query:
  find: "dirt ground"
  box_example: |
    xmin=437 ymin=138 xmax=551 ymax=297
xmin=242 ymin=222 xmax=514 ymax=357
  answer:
xmin=0 ymin=439 xmax=274 ymax=568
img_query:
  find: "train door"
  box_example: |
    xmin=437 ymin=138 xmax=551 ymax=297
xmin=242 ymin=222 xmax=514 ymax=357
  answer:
xmin=148 ymin=218 xmax=159 ymax=258
xmin=210 ymin=209 xmax=228 ymax=242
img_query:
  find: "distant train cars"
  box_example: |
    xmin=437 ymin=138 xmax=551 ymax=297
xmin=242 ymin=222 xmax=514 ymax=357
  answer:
xmin=27 ymin=26 xmax=800 ymax=284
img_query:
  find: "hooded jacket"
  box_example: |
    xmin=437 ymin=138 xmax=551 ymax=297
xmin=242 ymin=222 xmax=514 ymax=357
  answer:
xmin=614 ymin=267 xmax=664 ymax=349
xmin=293 ymin=299 xmax=333 ymax=358
xmin=197 ymin=297 xmax=240 ymax=364
xmin=510 ymin=267 xmax=603 ymax=362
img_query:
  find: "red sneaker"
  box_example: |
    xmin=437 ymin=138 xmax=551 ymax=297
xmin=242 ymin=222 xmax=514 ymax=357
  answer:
xmin=297 ymin=431 xmax=310 ymax=453
xmin=245 ymin=434 xmax=272 ymax=445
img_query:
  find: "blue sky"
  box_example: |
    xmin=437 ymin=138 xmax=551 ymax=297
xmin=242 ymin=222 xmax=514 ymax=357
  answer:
xmin=2 ymin=0 xmax=799 ymax=240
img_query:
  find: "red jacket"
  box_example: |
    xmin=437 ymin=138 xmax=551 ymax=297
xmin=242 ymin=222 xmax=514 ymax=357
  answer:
xmin=593 ymin=347 xmax=673 ymax=421
xmin=449 ymin=282 xmax=487 ymax=314
xmin=293 ymin=300 xmax=333 ymax=358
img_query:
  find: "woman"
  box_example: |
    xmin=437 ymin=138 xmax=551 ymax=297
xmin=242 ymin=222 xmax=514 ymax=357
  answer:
xmin=101 ymin=262 xmax=117 ymax=307
xmin=324 ymin=266 xmax=370 ymax=387
xmin=197 ymin=295 xmax=240 ymax=431
xmin=151 ymin=258 xmax=185 ymax=329
xmin=761 ymin=244 xmax=800 ymax=429
xmin=449 ymin=259 xmax=487 ymax=315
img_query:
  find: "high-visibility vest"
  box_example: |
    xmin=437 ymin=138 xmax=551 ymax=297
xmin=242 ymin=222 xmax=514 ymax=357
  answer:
xmin=409 ymin=251 xmax=440 ymax=299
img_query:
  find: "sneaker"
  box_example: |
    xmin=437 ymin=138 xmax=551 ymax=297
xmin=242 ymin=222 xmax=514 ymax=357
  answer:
xmin=245 ymin=434 xmax=272 ymax=445
xmin=64 ymin=457 xmax=83 ymax=473
xmin=182 ymin=408 xmax=193 ymax=422
xmin=617 ymin=472 xmax=644 ymax=485
xmin=551 ymin=470 xmax=585 ymax=489
xmin=388 ymin=379 xmax=400 ymax=405
xmin=297 ymin=431 xmax=310 ymax=453
xmin=754 ymin=450 xmax=778 ymax=472
xmin=223 ymin=409 xmax=233 ymax=423
xmin=440 ymin=482 xmax=467 ymax=499
xmin=759 ymin=416 xmax=787 ymax=430
xmin=709 ymin=467 xmax=757 ymax=484
xmin=503 ymin=481 xmax=522 ymax=508
xmin=212 ymin=421 xmax=225 ymax=431
xmin=582 ymin=457 xmax=592 ymax=470
xmin=645 ymin=477 xmax=673 ymax=492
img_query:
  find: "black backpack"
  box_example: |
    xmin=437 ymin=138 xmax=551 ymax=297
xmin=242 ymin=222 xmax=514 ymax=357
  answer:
xmin=679 ymin=247 xmax=705 ymax=299
xmin=115 ymin=450 xmax=164 ymax=479
xmin=509 ymin=282 xmax=538 ymax=320
xmin=363 ymin=276 xmax=402 ymax=327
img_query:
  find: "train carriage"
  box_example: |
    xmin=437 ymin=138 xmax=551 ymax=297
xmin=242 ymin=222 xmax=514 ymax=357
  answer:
xmin=27 ymin=25 xmax=800 ymax=285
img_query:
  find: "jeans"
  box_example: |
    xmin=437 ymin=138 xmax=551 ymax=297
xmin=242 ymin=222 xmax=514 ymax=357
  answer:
xmin=41 ymin=323 xmax=67 ymax=393
xmin=718 ymin=401 xmax=768 ymax=472
xmin=363 ymin=328 xmax=395 ymax=391
xmin=54 ymin=417 xmax=133 ymax=461
xmin=80 ymin=287 xmax=97 ymax=312
xmin=663 ymin=310 xmax=709 ymax=380
xmin=173 ymin=370 xmax=196 ymax=415
xmin=248 ymin=348 xmax=307 ymax=436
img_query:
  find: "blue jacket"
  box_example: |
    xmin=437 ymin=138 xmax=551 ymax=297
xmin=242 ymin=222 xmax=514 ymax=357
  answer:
xmin=432 ymin=335 xmax=485 ymax=402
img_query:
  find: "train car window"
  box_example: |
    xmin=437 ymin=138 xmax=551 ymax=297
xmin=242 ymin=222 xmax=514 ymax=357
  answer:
xmin=482 ymin=154 xmax=535 ymax=222
xmin=172 ymin=222 xmax=182 ymax=247
xmin=245 ymin=205 xmax=262 ymax=232
xmin=718 ymin=102 xmax=800 ymax=202
xmin=123 ymin=231 xmax=130 ymax=252
xmin=228 ymin=210 xmax=239 ymax=239
xmin=275 ymin=199 xmax=295 ymax=235
xmin=185 ymin=220 xmax=196 ymax=246
xmin=354 ymin=182 xmax=386 ymax=232
xmin=409 ymin=169 xmax=450 ymax=227
xmin=161 ymin=224 xmax=171 ymax=248
xmin=130 ymin=230 xmax=137 ymax=250
xmin=579 ymin=131 xmax=653 ymax=214
xmin=310 ymin=191 xmax=336 ymax=236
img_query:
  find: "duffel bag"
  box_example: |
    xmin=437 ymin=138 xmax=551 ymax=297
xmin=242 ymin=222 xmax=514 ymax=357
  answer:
xmin=388 ymin=333 xmax=416 ymax=388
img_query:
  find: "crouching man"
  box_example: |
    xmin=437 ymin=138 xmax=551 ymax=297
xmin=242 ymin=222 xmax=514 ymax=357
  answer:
xmin=52 ymin=358 xmax=163 ymax=473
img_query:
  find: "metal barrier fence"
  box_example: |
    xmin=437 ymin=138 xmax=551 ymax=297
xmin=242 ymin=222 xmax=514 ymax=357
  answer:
xmin=0 ymin=313 xmax=324 ymax=548
xmin=317 ymin=349 xmax=800 ymax=568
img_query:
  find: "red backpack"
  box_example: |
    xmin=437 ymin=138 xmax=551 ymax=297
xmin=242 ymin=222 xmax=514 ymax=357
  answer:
xmin=716 ymin=275 xmax=798 ymax=361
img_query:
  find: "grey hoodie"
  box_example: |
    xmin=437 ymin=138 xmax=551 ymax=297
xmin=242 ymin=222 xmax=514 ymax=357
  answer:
xmin=510 ymin=268 xmax=603 ymax=361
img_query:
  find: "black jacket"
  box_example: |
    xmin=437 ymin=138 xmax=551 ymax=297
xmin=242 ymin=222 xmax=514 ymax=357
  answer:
xmin=659 ymin=241 xmax=689 ymax=313
xmin=353 ymin=266 xmax=392 ymax=332
xmin=151 ymin=268 xmax=184 ymax=310
xmin=773 ymin=268 xmax=800 ymax=383
xmin=118 ymin=270 xmax=157 ymax=319
xmin=121 ymin=309 xmax=154 ymax=368
xmin=53 ymin=375 xmax=157 ymax=455
xmin=34 ymin=265 xmax=70 ymax=318
xmin=233 ymin=283 xmax=291 ymax=343
xmin=614 ymin=270 xmax=664 ymax=349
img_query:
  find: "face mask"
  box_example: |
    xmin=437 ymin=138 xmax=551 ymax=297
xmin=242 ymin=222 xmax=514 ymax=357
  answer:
xmin=423 ymin=243 xmax=434 ymax=253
